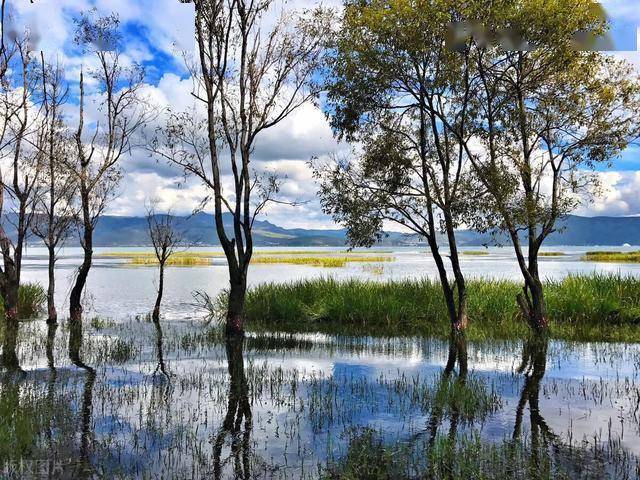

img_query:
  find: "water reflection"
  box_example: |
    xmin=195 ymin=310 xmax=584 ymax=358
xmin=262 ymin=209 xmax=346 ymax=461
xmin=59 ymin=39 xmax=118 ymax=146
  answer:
xmin=513 ymin=336 xmax=554 ymax=445
xmin=213 ymin=337 xmax=253 ymax=479
xmin=4 ymin=320 xmax=640 ymax=478
xmin=1 ymin=316 xmax=20 ymax=371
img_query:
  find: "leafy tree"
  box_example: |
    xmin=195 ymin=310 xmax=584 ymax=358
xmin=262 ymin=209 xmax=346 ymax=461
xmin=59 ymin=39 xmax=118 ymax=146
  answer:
xmin=319 ymin=0 xmax=481 ymax=332
xmin=452 ymin=0 xmax=640 ymax=332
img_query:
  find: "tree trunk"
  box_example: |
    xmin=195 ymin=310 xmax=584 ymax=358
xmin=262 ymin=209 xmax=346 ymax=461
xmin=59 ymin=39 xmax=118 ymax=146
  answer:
xmin=46 ymin=245 xmax=57 ymax=325
xmin=444 ymin=215 xmax=468 ymax=332
xmin=1 ymin=281 xmax=20 ymax=370
xmin=516 ymin=268 xmax=549 ymax=334
xmin=152 ymin=263 xmax=165 ymax=323
xmin=226 ymin=270 xmax=247 ymax=337
xmin=69 ymin=239 xmax=92 ymax=367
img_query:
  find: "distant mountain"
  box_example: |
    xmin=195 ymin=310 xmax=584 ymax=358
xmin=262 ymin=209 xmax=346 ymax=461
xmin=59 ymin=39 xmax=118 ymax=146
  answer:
xmin=10 ymin=213 xmax=640 ymax=247
xmin=455 ymin=215 xmax=640 ymax=247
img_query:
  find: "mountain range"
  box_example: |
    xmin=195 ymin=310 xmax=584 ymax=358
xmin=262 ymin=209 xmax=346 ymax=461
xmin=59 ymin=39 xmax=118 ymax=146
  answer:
xmin=13 ymin=213 xmax=639 ymax=247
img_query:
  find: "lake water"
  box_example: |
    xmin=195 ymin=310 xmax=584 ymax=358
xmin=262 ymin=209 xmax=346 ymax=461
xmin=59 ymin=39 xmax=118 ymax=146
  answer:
xmin=19 ymin=245 xmax=640 ymax=321
xmin=4 ymin=245 xmax=640 ymax=478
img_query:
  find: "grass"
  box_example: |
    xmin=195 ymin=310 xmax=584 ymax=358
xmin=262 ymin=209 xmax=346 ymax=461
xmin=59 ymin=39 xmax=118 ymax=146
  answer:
xmin=582 ymin=251 xmax=640 ymax=263
xmin=105 ymin=250 xmax=395 ymax=268
xmin=128 ymin=256 xmax=212 ymax=266
xmin=244 ymin=274 xmax=640 ymax=342
xmin=322 ymin=427 xmax=633 ymax=480
xmin=539 ymin=252 xmax=566 ymax=257
xmin=252 ymin=255 xmax=394 ymax=268
xmin=0 ymin=283 xmax=46 ymax=320
xmin=461 ymin=250 xmax=490 ymax=256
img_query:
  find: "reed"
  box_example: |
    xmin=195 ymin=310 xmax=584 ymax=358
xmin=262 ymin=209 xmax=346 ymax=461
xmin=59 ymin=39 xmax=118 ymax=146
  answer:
xmin=245 ymin=274 xmax=640 ymax=341
xmin=252 ymin=255 xmax=394 ymax=268
xmin=127 ymin=256 xmax=212 ymax=266
xmin=461 ymin=250 xmax=489 ymax=256
xmin=0 ymin=283 xmax=46 ymax=320
xmin=539 ymin=252 xmax=566 ymax=256
xmin=582 ymin=251 xmax=640 ymax=262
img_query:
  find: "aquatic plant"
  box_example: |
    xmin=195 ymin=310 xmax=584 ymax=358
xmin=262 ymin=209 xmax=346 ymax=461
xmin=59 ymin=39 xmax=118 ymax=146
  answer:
xmin=245 ymin=274 xmax=640 ymax=341
xmin=128 ymin=256 xmax=212 ymax=266
xmin=252 ymin=255 xmax=395 ymax=268
xmin=582 ymin=251 xmax=640 ymax=262
xmin=0 ymin=283 xmax=46 ymax=320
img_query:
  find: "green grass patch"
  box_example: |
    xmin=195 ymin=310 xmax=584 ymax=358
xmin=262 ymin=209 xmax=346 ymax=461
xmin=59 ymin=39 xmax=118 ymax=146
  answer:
xmin=0 ymin=283 xmax=46 ymax=320
xmin=244 ymin=274 xmax=640 ymax=342
xmin=582 ymin=251 xmax=640 ymax=262
xmin=322 ymin=427 xmax=629 ymax=480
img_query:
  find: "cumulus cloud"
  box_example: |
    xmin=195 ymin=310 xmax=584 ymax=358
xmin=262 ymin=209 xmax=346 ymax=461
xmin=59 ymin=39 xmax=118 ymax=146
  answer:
xmin=8 ymin=0 xmax=640 ymax=230
xmin=576 ymin=171 xmax=640 ymax=217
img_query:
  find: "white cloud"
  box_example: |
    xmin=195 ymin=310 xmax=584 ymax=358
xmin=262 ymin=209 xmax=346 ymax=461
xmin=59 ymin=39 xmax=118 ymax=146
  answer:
xmin=9 ymin=0 xmax=640 ymax=231
xmin=576 ymin=171 xmax=640 ymax=217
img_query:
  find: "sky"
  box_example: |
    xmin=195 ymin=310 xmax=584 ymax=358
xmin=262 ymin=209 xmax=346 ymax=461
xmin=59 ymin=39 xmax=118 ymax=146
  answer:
xmin=7 ymin=0 xmax=640 ymax=229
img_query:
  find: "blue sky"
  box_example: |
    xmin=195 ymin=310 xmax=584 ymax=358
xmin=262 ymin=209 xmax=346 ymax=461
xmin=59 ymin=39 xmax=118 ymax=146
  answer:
xmin=8 ymin=0 xmax=640 ymax=226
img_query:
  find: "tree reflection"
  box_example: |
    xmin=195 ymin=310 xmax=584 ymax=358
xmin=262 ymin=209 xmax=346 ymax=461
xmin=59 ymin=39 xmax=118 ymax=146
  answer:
xmin=77 ymin=366 xmax=96 ymax=479
xmin=213 ymin=336 xmax=252 ymax=480
xmin=0 ymin=317 xmax=20 ymax=371
xmin=513 ymin=335 xmax=559 ymax=476
xmin=66 ymin=319 xmax=96 ymax=478
xmin=426 ymin=331 xmax=468 ymax=475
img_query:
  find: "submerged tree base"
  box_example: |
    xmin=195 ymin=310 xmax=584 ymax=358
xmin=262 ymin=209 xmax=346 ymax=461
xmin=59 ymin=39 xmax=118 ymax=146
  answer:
xmin=244 ymin=274 xmax=640 ymax=342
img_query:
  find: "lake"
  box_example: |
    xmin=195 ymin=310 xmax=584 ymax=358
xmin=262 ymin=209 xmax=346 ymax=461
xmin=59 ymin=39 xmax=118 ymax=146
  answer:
xmin=19 ymin=245 xmax=640 ymax=322
xmin=4 ymin=245 xmax=640 ymax=478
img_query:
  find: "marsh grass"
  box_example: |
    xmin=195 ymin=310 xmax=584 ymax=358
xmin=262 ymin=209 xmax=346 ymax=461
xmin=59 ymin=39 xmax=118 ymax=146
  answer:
xmin=0 ymin=283 xmax=46 ymax=320
xmin=128 ymin=256 xmax=212 ymax=266
xmin=539 ymin=252 xmax=566 ymax=257
xmin=245 ymin=274 xmax=640 ymax=341
xmin=97 ymin=338 xmax=135 ymax=363
xmin=461 ymin=250 xmax=490 ymax=256
xmin=90 ymin=317 xmax=116 ymax=331
xmin=582 ymin=251 xmax=640 ymax=262
xmin=323 ymin=428 xmax=638 ymax=480
xmin=109 ymin=250 xmax=395 ymax=268
xmin=252 ymin=255 xmax=394 ymax=268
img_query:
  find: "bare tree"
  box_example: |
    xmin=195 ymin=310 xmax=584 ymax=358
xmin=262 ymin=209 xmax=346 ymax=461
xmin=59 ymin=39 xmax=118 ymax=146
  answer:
xmin=31 ymin=54 xmax=77 ymax=326
xmin=0 ymin=33 xmax=44 ymax=370
xmin=67 ymin=11 xmax=150 ymax=365
xmin=155 ymin=0 xmax=331 ymax=336
xmin=0 ymin=0 xmax=13 ymax=82
xmin=146 ymin=201 xmax=182 ymax=323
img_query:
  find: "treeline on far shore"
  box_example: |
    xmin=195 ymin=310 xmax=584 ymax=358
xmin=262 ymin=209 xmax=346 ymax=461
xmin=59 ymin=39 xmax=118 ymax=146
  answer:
xmin=243 ymin=274 xmax=640 ymax=342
